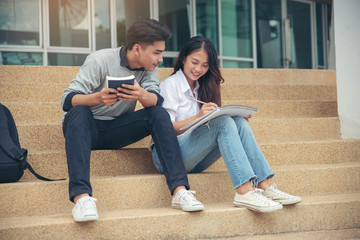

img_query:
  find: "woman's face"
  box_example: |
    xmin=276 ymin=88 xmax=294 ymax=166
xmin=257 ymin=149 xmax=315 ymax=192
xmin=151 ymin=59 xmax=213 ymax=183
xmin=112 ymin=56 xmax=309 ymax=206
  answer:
xmin=182 ymin=49 xmax=209 ymax=85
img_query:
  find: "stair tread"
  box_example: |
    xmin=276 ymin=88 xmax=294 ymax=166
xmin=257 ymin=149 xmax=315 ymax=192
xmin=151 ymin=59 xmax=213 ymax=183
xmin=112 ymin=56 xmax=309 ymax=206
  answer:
xmin=1 ymin=192 xmax=358 ymax=228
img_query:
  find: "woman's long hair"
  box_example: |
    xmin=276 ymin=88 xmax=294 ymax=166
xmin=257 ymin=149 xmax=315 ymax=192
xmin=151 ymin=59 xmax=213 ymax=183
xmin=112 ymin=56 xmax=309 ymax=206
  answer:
xmin=173 ymin=36 xmax=224 ymax=106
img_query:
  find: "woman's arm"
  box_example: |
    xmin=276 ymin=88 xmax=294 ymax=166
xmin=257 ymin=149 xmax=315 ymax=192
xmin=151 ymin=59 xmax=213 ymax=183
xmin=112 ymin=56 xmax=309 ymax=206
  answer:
xmin=173 ymin=102 xmax=218 ymax=135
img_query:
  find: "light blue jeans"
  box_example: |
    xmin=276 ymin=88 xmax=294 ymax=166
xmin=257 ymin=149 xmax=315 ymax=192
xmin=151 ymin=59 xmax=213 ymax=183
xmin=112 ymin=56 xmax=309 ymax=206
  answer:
xmin=152 ymin=115 xmax=274 ymax=189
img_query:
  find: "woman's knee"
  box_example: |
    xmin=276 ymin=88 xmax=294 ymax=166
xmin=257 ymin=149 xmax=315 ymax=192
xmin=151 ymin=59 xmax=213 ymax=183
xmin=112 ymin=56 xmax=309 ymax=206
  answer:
xmin=233 ymin=116 xmax=251 ymax=132
xmin=210 ymin=115 xmax=236 ymax=128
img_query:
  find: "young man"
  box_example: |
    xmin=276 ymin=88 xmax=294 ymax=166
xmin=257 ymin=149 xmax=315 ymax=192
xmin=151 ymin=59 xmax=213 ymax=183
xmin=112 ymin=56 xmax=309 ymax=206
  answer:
xmin=61 ymin=19 xmax=204 ymax=222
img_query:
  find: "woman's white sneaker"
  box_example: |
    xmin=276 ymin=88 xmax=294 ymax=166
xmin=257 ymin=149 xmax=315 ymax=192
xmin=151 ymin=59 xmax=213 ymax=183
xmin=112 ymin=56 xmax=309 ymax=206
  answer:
xmin=233 ymin=188 xmax=283 ymax=213
xmin=263 ymin=183 xmax=302 ymax=205
xmin=172 ymin=189 xmax=204 ymax=212
xmin=72 ymin=196 xmax=99 ymax=222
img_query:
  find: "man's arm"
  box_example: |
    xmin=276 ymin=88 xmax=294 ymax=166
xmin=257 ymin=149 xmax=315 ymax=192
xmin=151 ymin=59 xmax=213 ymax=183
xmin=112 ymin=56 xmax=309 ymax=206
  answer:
xmin=71 ymin=87 xmax=119 ymax=107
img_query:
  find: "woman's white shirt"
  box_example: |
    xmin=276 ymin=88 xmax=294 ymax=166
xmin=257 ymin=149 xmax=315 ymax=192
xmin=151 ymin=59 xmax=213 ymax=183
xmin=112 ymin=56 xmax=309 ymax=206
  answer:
xmin=149 ymin=69 xmax=200 ymax=150
xmin=160 ymin=69 xmax=200 ymax=123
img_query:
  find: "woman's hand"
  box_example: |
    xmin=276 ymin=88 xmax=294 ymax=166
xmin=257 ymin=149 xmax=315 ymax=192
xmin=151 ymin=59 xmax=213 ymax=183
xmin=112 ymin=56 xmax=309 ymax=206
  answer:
xmin=197 ymin=102 xmax=218 ymax=117
xmin=244 ymin=115 xmax=252 ymax=122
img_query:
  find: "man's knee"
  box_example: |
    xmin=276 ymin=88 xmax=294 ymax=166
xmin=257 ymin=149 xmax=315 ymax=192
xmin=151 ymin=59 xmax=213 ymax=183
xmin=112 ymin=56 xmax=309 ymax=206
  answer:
xmin=63 ymin=105 xmax=94 ymax=133
xmin=148 ymin=106 xmax=171 ymax=120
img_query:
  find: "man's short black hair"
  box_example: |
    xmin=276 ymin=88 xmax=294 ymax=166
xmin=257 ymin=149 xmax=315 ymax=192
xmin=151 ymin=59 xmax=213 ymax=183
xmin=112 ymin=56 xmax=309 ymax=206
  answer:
xmin=126 ymin=19 xmax=172 ymax=50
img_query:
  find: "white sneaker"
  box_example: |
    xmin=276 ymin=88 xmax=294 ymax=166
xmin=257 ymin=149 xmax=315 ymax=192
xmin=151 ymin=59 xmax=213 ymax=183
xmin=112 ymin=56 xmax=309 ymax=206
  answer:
xmin=263 ymin=183 xmax=302 ymax=205
xmin=72 ymin=196 xmax=99 ymax=222
xmin=233 ymin=188 xmax=283 ymax=213
xmin=172 ymin=189 xmax=204 ymax=212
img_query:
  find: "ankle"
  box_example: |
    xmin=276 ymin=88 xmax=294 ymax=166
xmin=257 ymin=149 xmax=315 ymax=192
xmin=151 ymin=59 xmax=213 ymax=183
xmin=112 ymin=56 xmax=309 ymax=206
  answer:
xmin=74 ymin=193 xmax=90 ymax=203
xmin=173 ymin=185 xmax=186 ymax=196
xmin=258 ymin=180 xmax=271 ymax=191
xmin=236 ymin=182 xmax=255 ymax=195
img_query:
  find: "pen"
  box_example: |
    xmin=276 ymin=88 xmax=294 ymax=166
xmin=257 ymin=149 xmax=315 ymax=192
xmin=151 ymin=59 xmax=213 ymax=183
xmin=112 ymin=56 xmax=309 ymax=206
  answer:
xmin=189 ymin=98 xmax=206 ymax=104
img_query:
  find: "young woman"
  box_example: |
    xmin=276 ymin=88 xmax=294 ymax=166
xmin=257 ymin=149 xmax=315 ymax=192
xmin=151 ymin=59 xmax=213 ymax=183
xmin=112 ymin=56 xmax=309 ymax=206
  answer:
xmin=151 ymin=36 xmax=301 ymax=213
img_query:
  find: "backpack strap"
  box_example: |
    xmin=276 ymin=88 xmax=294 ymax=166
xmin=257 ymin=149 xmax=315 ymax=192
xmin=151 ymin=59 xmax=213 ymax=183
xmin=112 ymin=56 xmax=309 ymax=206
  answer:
xmin=0 ymin=104 xmax=65 ymax=181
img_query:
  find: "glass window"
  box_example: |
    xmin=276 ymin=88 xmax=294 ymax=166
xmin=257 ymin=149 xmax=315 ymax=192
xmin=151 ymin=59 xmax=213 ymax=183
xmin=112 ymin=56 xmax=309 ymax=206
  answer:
xmin=255 ymin=0 xmax=282 ymax=68
xmin=287 ymin=0 xmax=312 ymax=69
xmin=116 ymin=0 xmax=150 ymax=47
xmin=48 ymin=53 xmax=87 ymax=66
xmin=159 ymin=57 xmax=176 ymax=68
xmin=223 ymin=60 xmax=253 ymax=68
xmin=159 ymin=0 xmax=191 ymax=52
xmin=49 ymin=0 xmax=89 ymax=48
xmin=221 ymin=0 xmax=252 ymax=58
xmin=1 ymin=51 xmax=42 ymax=65
xmin=196 ymin=0 xmax=219 ymax=52
xmin=0 ymin=0 xmax=40 ymax=46
xmin=95 ymin=0 xmax=111 ymax=50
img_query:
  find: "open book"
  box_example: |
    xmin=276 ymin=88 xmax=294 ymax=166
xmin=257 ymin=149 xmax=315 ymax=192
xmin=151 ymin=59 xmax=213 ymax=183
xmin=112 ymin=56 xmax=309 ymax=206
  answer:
xmin=180 ymin=105 xmax=258 ymax=134
xmin=106 ymin=75 xmax=135 ymax=94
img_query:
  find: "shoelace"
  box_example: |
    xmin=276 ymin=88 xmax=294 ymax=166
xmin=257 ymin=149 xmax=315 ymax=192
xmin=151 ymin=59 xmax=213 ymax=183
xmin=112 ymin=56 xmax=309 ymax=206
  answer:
xmin=179 ymin=190 xmax=197 ymax=202
xmin=268 ymin=184 xmax=290 ymax=197
xmin=250 ymin=188 xmax=272 ymax=205
xmin=78 ymin=197 xmax=97 ymax=211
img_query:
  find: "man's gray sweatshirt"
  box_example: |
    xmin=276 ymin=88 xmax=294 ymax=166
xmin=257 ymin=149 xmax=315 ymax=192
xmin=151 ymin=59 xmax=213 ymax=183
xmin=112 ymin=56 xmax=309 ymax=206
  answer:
xmin=61 ymin=47 xmax=161 ymax=122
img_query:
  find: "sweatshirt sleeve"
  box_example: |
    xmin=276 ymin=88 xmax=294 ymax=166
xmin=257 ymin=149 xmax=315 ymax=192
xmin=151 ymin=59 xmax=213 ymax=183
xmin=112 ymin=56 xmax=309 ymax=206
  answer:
xmin=61 ymin=56 xmax=104 ymax=111
xmin=137 ymin=68 xmax=163 ymax=106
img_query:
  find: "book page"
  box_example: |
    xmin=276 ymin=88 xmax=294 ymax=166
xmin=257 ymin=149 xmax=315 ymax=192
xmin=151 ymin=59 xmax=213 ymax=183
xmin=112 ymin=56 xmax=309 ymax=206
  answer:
xmin=180 ymin=105 xmax=258 ymax=134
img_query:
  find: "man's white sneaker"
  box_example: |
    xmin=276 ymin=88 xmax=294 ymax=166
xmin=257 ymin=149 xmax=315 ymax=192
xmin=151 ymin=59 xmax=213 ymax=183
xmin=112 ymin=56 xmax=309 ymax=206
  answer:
xmin=72 ymin=196 xmax=99 ymax=222
xmin=233 ymin=188 xmax=283 ymax=213
xmin=172 ymin=189 xmax=204 ymax=212
xmin=263 ymin=183 xmax=302 ymax=205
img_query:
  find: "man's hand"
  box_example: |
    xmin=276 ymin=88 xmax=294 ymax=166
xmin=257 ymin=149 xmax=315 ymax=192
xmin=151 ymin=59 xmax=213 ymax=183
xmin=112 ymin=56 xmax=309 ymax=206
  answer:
xmin=117 ymin=80 xmax=145 ymax=102
xmin=99 ymin=87 xmax=119 ymax=106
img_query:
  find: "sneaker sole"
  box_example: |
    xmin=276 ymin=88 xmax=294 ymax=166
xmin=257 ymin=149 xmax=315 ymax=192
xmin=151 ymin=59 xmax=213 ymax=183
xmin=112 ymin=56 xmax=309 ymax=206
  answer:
xmin=233 ymin=201 xmax=283 ymax=213
xmin=172 ymin=203 xmax=204 ymax=212
xmin=73 ymin=214 xmax=99 ymax=222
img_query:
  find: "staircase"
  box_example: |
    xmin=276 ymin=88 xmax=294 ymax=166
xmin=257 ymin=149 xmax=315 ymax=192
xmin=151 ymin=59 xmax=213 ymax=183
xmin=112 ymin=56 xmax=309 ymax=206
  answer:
xmin=0 ymin=65 xmax=359 ymax=239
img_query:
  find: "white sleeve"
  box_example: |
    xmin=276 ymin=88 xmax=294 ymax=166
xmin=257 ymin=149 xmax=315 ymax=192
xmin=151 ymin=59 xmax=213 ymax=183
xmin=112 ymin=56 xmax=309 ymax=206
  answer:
xmin=159 ymin=77 xmax=179 ymax=122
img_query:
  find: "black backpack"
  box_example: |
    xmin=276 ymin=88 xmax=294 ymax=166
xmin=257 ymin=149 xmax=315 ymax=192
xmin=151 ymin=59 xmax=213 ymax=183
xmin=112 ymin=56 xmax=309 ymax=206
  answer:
xmin=0 ymin=104 xmax=65 ymax=183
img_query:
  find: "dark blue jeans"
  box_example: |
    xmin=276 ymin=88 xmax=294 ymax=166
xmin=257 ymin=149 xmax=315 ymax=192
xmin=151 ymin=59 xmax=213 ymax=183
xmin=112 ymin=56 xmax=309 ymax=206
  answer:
xmin=62 ymin=105 xmax=189 ymax=202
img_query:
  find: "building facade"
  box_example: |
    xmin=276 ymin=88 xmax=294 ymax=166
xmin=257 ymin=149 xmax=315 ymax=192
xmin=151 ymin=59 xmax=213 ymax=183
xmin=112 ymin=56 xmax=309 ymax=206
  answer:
xmin=0 ymin=0 xmax=332 ymax=68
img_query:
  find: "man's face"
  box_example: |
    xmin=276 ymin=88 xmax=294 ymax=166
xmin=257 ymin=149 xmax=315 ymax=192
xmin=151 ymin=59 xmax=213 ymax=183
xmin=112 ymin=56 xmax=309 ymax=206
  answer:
xmin=138 ymin=41 xmax=165 ymax=71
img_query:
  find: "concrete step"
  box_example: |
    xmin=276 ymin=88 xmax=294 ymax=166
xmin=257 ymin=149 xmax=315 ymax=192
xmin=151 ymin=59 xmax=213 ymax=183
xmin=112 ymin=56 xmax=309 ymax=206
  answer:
xmin=0 ymin=83 xmax=337 ymax=103
xmin=21 ymin=139 xmax=360 ymax=180
xmin=0 ymin=66 xmax=335 ymax=85
xmin=221 ymin=84 xmax=336 ymax=101
xmin=3 ymin=100 xmax=338 ymax=124
xmin=1 ymin=162 xmax=359 ymax=218
xmin=206 ymin=228 xmax=360 ymax=240
xmin=0 ymin=193 xmax=358 ymax=240
xmin=16 ymin=118 xmax=341 ymax=152
xmin=222 ymin=100 xmax=338 ymax=118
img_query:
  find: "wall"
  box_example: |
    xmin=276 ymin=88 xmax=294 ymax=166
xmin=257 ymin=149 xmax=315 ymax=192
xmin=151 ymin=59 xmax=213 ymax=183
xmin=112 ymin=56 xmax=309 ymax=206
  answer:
xmin=333 ymin=0 xmax=360 ymax=139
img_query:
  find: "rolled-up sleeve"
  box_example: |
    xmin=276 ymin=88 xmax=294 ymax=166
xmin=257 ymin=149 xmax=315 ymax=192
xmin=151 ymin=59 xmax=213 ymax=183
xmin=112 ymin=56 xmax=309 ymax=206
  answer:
xmin=159 ymin=79 xmax=179 ymax=122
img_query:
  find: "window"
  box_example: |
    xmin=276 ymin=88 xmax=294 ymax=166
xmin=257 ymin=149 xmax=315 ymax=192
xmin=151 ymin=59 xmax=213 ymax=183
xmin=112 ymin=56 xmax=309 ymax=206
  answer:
xmin=159 ymin=0 xmax=191 ymax=52
xmin=1 ymin=51 xmax=42 ymax=65
xmin=48 ymin=53 xmax=87 ymax=66
xmin=221 ymin=0 xmax=252 ymax=59
xmin=116 ymin=0 xmax=150 ymax=47
xmin=196 ymin=0 xmax=219 ymax=52
xmin=95 ymin=0 xmax=111 ymax=50
xmin=49 ymin=0 xmax=90 ymax=48
xmin=0 ymin=0 xmax=40 ymax=46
